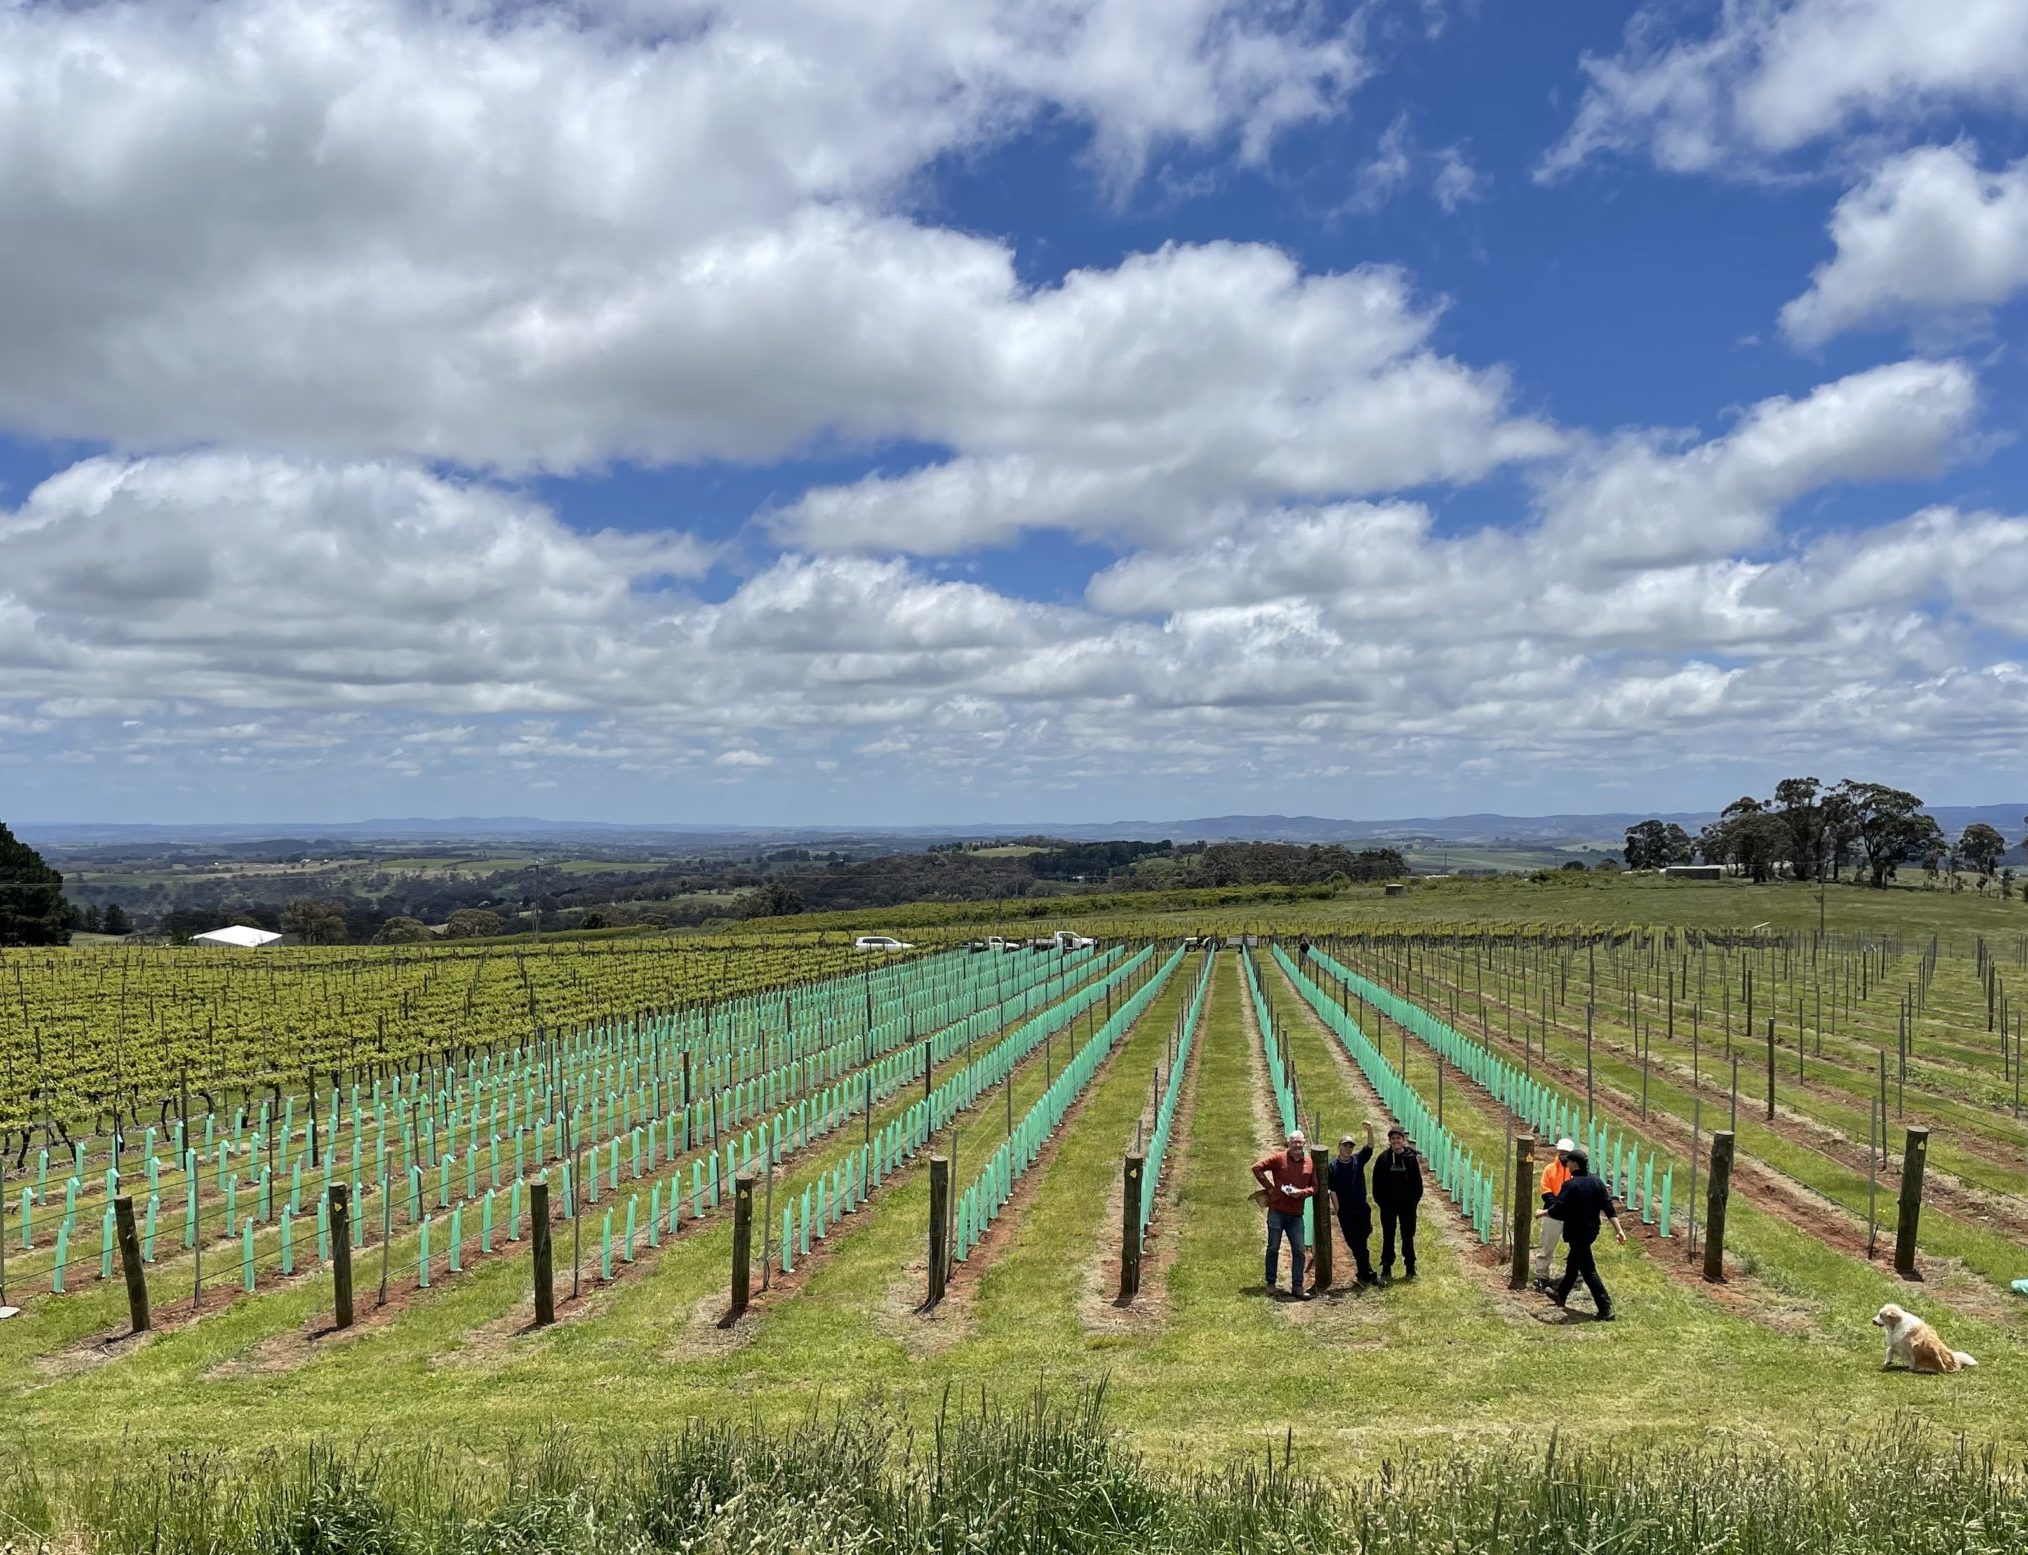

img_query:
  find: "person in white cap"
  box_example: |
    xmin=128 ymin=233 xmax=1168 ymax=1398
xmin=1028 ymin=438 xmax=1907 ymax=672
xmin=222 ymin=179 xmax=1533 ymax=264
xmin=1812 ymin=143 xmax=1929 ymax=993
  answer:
xmin=1532 ymin=1138 xmax=1578 ymax=1289
xmin=1251 ymin=1129 xmax=1317 ymax=1299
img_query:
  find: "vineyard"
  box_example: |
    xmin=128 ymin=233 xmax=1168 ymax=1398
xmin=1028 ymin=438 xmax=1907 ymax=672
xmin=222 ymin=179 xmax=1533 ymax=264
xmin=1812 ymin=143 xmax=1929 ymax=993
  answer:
xmin=0 ymin=933 xmax=884 ymax=1139
xmin=2 ymin=908 xmax=2026 ymax=1486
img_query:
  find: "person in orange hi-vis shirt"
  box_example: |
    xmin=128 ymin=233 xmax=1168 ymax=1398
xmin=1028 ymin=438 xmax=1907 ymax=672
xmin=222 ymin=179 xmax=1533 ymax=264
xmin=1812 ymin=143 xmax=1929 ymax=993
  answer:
xmin=1532 ymin=1137 xmax=1577 ymax=1289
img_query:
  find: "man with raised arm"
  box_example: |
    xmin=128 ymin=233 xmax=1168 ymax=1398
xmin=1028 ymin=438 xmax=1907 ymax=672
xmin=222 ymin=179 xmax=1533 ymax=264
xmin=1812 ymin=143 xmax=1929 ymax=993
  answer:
xmin=1327 ymin=1125 xmax=1377 ymax=1287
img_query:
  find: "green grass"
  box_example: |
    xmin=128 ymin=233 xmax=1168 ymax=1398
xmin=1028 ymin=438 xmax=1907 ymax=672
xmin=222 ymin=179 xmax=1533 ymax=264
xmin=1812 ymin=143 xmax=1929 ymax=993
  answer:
xmin=13 ymin=1390 xmax=2028 ymax=1555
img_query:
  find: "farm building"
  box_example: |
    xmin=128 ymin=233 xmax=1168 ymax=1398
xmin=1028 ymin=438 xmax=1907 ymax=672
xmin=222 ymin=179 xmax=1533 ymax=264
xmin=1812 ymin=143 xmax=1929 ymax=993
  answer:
xmin=189 ymin=924 xmax=283 ymax=947
xmin=1662 ymin=864 xmax=1723 ymax=880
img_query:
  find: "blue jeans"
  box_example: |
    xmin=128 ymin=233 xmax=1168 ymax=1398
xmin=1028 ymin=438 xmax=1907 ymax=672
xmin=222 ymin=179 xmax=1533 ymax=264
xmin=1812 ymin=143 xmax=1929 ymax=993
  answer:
xmin=1265 ymin=1208 xmax=1306 ymax=1292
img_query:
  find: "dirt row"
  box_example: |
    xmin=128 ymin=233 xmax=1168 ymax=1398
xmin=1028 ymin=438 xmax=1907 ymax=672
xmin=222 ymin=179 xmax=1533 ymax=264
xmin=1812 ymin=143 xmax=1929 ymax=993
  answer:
xmin=1078 ymin=967 xmax=1212 ymax=1333
xmin=1335 ymin=953 xmax=2028 ymax=1249
xmin=1389 ymin=951 xmax=2028 ymax=1169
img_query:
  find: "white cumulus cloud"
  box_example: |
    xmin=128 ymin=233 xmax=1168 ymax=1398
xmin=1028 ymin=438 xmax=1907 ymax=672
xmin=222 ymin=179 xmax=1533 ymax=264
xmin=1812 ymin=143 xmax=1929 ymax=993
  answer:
xmin=0 ymin=0 xmax=1363 ymax=471
xmin=1543 ymin=0 xmax=2028 ymax=178
xmin=1782 ymin=143 xmax=2028 ymax=344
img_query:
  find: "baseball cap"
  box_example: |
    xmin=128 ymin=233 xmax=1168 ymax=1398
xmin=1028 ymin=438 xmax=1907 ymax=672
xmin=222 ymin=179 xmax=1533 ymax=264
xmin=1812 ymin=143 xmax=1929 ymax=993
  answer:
xmin=1556 ymin=1137 xmax=1576 ymax=1153
xmin=1339 ymin=1134 xmax=1356 ymax=1146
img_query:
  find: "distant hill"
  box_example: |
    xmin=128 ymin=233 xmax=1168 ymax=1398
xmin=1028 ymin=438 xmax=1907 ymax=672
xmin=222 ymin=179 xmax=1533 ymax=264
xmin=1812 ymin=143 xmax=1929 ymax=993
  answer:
xmin=20 ymin=804 xmax=2024 ymax=851
xmin=1031 ymin=812 xmax=1719 ymax=845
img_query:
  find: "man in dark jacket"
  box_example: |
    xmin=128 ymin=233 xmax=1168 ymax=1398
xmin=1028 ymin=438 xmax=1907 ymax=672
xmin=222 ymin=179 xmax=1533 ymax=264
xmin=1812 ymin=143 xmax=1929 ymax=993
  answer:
xmin=1326 ymin=1125 xmax=1377 ymax=1286
xmin=1543 ymin=1150 xmax=1626 ymax=1320
xmin=1370 ymin=1126 xmax=1423 ymax=1282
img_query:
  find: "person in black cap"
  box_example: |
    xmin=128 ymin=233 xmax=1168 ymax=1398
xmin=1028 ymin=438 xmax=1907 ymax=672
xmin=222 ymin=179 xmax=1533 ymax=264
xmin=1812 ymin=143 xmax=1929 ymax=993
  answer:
xmin=1370 ymin=1125 xmax=1423 ymax=1282
xmin=1327 ymin=1124 xmax=1376 ymax=1286
xmin=1543 ymin=1149 xmax=1626 ymax=1320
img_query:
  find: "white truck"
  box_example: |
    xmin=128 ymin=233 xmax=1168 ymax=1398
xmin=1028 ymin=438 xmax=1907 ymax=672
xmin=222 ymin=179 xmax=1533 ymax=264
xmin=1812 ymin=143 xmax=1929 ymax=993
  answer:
xmin=1031 ymin=929 xmax=1095 ymax=951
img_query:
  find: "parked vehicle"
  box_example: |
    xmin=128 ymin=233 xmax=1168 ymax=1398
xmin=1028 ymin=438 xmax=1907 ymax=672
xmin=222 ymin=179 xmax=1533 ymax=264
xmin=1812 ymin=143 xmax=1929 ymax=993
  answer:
xmin=852 ymin=934 xmax=915 ymax=951
xmin=1031 ymin=930 xmax=1095 ymax=951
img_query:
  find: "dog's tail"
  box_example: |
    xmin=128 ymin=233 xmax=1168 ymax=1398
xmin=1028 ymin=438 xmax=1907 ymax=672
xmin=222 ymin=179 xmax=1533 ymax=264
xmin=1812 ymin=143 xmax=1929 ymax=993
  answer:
xmin=1954 ymin=1351 xmax=1978 ymax=1369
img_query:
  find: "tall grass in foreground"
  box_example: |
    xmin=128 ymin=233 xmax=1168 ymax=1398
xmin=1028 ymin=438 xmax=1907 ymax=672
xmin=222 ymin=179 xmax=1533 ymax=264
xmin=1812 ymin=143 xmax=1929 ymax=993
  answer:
xmin=6 ymin=1386 xmax=2025 ymax=1555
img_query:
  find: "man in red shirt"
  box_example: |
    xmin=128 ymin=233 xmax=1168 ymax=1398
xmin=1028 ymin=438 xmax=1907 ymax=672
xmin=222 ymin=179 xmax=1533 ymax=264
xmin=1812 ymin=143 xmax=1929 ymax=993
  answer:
xmin=1251 ymin=1129 xmax=1317 ymax=1300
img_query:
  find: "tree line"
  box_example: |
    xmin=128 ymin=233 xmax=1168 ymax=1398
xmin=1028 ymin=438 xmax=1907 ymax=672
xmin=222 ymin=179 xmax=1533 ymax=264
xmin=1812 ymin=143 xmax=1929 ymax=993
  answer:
xmin=1625 ymin=780 xmax=2024 ymax=890
xmin=4 ymin=826 xmax=1408 ymax=946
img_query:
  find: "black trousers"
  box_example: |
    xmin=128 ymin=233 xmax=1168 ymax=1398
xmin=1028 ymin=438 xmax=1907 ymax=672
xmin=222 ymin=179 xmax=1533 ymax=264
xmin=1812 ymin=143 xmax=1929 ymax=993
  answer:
xmin=1379 ymin=1203 xmax=1417 ymax=1274
xmin=1553 ymin=1236 xmax=1612 ymax=1314
xmin=1336 ymin=1205 xmax=1374 ymax=1280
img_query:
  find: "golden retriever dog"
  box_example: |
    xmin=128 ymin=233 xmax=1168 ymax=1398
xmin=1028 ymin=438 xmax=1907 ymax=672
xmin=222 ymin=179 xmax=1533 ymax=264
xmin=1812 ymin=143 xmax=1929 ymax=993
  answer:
xmin=1873 ymin=1303 xmax=1977 ymax=1373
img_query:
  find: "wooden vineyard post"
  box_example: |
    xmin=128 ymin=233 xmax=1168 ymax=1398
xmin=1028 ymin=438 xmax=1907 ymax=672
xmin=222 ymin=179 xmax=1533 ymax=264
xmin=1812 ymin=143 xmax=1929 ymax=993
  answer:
xmin=1307 ymin=1144 xmax=1332 ymax=1293
xmin=1894 ymin=1126 xmax=1930 ymax=1280
xmin=728 ymin=1170 xmax=755 ymax=1321
xmin=1867 ymin=1098 xmax=1879 ymax=1259
xmin=530 ymin=1182 xmax=555 ymax=1327
xmin=329 ymin=1183 xmax=354 ymax=1330
xmin=113 ymin=1196 xmax=150 ymax=1334
xmin=927 ymin=1156 xmax=951 ymax=1306
xmin=1119 ymin=1152 xmax=1144 ymax=1301
xmin=1509 ymin=1136 xmax=1534 ymax=1290
xmin=1701 ymin=1131 xmax=1734 ymax=1282
xmin=1765 ymin=1017 xmax=1776 ymax=1120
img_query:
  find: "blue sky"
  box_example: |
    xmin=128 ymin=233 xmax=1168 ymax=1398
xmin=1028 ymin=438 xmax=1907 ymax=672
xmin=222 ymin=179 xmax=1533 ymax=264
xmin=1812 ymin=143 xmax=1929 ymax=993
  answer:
xmin=3 ymin=0 xmax=2028 ymax=826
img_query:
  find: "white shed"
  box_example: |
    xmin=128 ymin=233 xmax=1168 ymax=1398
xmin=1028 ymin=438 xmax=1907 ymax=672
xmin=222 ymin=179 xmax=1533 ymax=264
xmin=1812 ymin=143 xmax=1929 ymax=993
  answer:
xmin=191 ymin=925 xmax=283 ymax=948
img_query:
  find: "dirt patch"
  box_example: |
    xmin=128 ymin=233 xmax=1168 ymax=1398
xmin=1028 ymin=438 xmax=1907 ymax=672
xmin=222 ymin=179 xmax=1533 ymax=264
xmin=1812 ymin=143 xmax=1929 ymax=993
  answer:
xmin=1914 ymin=1257 xmax=2024 ymax=1325
xmin=24 ymin=1327 xmax=149 ymax=1387
xmin=1080 ymin=966 xmax=1210 ymax=1335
